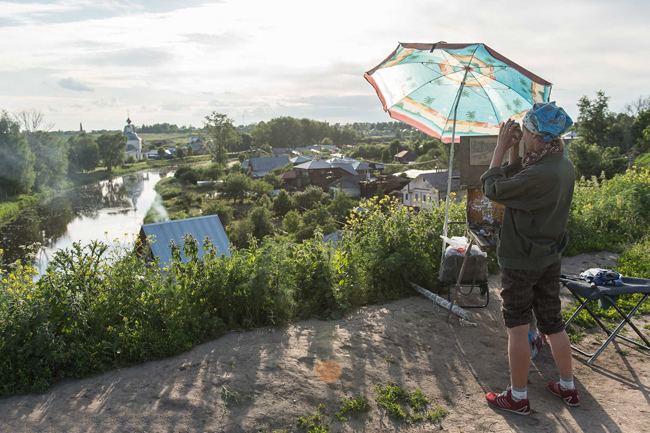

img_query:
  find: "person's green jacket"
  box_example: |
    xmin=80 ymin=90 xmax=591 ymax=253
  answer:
xmin=480 ymin=153 xmax=575 ymax=270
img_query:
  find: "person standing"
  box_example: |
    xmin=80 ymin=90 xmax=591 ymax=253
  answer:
xmin=481 ymin=102 xmax=578 ymax=415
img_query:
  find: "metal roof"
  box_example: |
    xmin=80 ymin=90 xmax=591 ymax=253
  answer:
xmin=290 ymin=155 xmax=315 ymax=164
xmin=420 ymin=171 xmax=461 ymax=192
xmin=294 ymin=159 xmax=332 ymax=170
xmin=123 ymin=132 xmax=141 ymax=141
xmin=141 ymin=215 xmax=231 ymax=267
xmin=329 ymin=174 xmax=365 ymax=189
xmin=351 ymin=161 xmax=372 ymax=171
xmin=395 ymin=150 xmax=415 ymax=158
xmin=250 ymin=156 xmax=290 ymax=173
xmin=332 ymin=163 xmax=358 ymax=175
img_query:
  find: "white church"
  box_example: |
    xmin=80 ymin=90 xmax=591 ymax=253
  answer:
xmin=123 ymin=117 xmax=144 ymax=161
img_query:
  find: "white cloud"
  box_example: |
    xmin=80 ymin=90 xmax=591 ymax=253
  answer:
xmin=0 ymin=0 xmax=649 ymax=130
xmin=92 ymin=98 xmax=119 ymax=107
xmin=59 ymin=77 xmax=93 ymax=92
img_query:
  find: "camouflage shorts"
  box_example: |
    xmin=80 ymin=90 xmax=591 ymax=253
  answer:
xmin=500 ymin=259 xmax=565 ymax=335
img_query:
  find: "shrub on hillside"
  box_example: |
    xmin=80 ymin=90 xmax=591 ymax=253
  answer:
xmin=0 ymin=198 xmax=466 ymax=395
xmin=566 ymin=167 xmax=650 ymax=255
xmin=204 ymin=202 xmax=234 ymax=226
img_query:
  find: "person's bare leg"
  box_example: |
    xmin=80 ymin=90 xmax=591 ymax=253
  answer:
xmin=547 ymin=330 xmax=572 ymax=379
xmin=507 ymin=324 xmax=531 ymax=389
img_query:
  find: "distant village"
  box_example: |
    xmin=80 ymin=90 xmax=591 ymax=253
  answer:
xmin=120 ymin=116 xmax=464 ymax=211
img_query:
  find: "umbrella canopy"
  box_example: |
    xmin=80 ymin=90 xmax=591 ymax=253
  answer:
xmin=365 ymin=43 xmax=552 ymax=142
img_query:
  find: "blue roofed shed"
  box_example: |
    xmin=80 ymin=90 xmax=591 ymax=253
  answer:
xmin=140 ymin=215 xmax=231 ymax=267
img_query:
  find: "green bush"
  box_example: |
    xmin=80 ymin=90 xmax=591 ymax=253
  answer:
xmin=0 ymin=197 xmax=466 ymax=395
xmin=204 ymin=202 xmax=234 ymax=226
xmin=566 ymin=167 xmax=650 ymax=255
xmin=154 ymin=177 xmax=183 ymax=200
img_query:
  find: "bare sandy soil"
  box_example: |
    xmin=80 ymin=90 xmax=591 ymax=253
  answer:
xmin=1 ymin=252 xmax=649 ymax=433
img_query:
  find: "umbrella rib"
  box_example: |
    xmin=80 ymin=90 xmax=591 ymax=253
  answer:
xmin=439 ymin=44 xmax=481 ymax=141
xmin=470 ymin=71 xmax=502 ymax=124
xmin=472 ymin=68 xmax=540 ymax=110
xmin=386 ymin=69 xmax=463 ymax=110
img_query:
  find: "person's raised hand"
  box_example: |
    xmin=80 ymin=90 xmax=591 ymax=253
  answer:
xmin=497 ymin=118 xmax=522 ymax=151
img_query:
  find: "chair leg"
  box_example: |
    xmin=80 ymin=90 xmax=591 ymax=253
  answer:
xmin=563 ymin=287 xmax=650 ymax=364
xmin=605 ymin=294 xmax=650 ymax=349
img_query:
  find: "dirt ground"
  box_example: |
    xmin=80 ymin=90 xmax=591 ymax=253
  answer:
xmin=1 ymin=252 xmax=649 ymax=433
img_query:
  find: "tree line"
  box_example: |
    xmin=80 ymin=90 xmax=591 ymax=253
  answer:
xmin=0 ymin=110 xmax=128 ymax=200
xmin=568 ymin=91 xmax=650 ymax=179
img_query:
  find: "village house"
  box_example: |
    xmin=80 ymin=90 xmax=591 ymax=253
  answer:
xmin=328 ymin=174 xmax=366 ymax=198
xmin=293 ymin=159 xmax=358 ymax=190
xmin=187 ymin=137 xmax=205 ymax=145
xmin=359 ymin=174 xmax=409 ymax=199
xmin=277 ymin=170 xmax=298 ymax=190
xmin=139 ymin=215 xmax=231 ymax=268
xmin=290 ymin=155 xmax=316 ymax=165
xmin=147 ymin=148 xmax=172 ymax=160
xmin=394 ymin=150 xmax=417 ymax=164
xmin=247 ymin=155 xmax=290 ymax=178
xmin=401 ymin=171 xmax=462 ymax=208
xmin=184 ymin=143 xmax=208 ymax=155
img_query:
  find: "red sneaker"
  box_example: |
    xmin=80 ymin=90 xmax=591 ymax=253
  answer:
xmin=485 ymin=388 xmax=531 ymax=415
xmin=548 ymin=382 xmax=580 ymax=407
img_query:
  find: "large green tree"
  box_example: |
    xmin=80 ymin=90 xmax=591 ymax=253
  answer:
xmin=68 ymin=134 xmax=100 ymax=173
xmin=249 ymin=206 xmax=275 ymax=240
xmin=577 ymin=90 xmax=613 ymax=146
xmin=220 ymin=172 xmax=250 ymax=203
xmin=293 ymin=185 xmax=330 ymax=211
xmin=273 ymin=189 xmax=294 ymax=216
xmin=12 ymin=109 xmax=68 ymax=191
xmin=27 ymin=131 xmax=69 ymax=191
xmin=203 ymin=112 xmax=239 ymax=164
xmin=0 ymin=111 xmax=35 ymax=197
xmin=97 ymin=133 xmax=127 ymax=172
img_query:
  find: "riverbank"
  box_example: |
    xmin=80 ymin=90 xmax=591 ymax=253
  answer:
xmin=0 ymin=155 xmax=211 ymax=226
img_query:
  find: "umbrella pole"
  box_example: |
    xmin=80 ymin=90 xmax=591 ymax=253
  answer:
xmin=440 ymin=80 xmax=466 ymax=268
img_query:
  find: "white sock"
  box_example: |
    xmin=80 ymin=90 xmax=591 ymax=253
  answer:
xmin=560 ymin=376 xmax=575 ymax=391
xmin=511 ymin=386 xmax=527 ymax=401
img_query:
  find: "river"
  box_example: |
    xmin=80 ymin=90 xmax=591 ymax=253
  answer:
xmin=0 ymin=170 xmax=171 ymax=275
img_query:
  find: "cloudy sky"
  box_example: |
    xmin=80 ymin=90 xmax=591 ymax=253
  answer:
xmin=0 ymin=0 xmax=648 ymax=131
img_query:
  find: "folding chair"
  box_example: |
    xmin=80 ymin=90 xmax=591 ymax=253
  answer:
xmin=560 ymin=275 xmax=650 ymax=365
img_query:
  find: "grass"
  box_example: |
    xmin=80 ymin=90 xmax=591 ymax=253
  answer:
xmin=0 ymin=193 xmax=43 ymax=226
xmin=296 ymin=404 xmax=329 ymax=433
xmin=220 ymin=386 xmax=241 ymax=406
xmin=374 ymin=382 xmax=437 ymax=424
xmin=335 ymin=396 xmax=367 ymax=421
xmin=155 ymin=176 xmax=256 ymax=222
xmin=426 ymin=406 xmax=450 ymax=422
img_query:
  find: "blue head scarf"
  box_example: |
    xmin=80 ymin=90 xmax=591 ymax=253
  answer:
xmin=522 ymin=101 xmax=573 ymax=143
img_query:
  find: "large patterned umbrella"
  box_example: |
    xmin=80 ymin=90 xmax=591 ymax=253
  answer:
xmin=365 ymin=42 xmax=552 ymax=142
xmin=365 ymin=42 xmax=552 ymax=260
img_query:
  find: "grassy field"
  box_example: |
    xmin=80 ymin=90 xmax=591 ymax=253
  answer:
xmin=153 ymin=177 xmax=254 ymax=222
xmin=0 ymin=155 xmax=211 ymax=226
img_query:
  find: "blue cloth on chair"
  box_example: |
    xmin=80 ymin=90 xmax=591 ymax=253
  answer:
xmin=561 ymin=276 xmax=650 ymax=301
xmin=580 ymin=268 xmax=624 ymax=286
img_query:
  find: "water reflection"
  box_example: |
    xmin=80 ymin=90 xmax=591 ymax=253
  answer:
xmin=0 ymin=171 xmax=168 ymax=274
